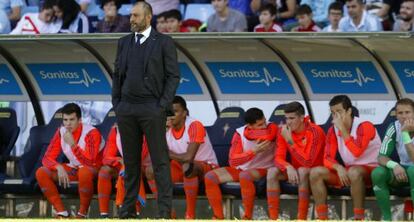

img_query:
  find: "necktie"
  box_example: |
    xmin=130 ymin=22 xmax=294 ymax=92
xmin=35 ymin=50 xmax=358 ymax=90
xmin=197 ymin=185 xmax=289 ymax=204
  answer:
xmin=135 ymin=33 xmax=144 ymax=45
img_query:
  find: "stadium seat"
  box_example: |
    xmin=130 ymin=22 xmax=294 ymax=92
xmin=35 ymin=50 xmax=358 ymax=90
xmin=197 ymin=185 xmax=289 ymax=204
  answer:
xmin=0 ymin=126 xmax=47 ymax=194
xmin=94 ymin=108 xmax=116 ymax=139
xmin=179 ymin=4 xmax=186 ymax=16
xmin=21 ymin=6 xmax=39 ymax=15
xmin=207 ymin=107 xmax=245 ymax=167
xmin=119 ymin=4 xmax=132 ymax=16
xmin=320 ymin=106 xmax=359 ymax=132
xmin=0 ymin=108 xmax=20 ymax=158
xmin=375 ymin=107 xmax=396 ymax=139
xmin=184 ymin=4 xmax=214 ymax=23
xmin=269 ymin=104 xmax=287 ymax=125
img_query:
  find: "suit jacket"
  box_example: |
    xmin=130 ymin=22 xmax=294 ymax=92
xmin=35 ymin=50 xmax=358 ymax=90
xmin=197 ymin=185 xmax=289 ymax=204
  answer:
xmin=112 ymin=28 xmax=180 ymax=114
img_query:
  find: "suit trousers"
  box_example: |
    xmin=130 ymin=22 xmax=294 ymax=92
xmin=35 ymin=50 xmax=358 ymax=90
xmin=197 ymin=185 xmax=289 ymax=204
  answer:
xmin=116 ymin=101 xmax=172 ymax=218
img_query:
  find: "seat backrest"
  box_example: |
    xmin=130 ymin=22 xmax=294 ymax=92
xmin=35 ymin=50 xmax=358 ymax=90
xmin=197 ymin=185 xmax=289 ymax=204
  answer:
xmin=207 ymin=107 xmax=245 ymax=167
xmin=0 ymin=108 xmax=20 ymax=156
xmin=269 ymin=104 xmax=287 ymax=125
xmin=119 ymin=4 xmax=132 ymax=16
xmin=375 ymin=107 xmax=396 ymax=139
xmin=320 ymin=106 xmax=359 ymax=132
xmin=94 ymin=108 xmax=116 ymax=139
xmin=18 ymin=126 xmax=47 ymax=179
xmin=184 ymin=4 xmax=215 ymax=23
xmin=21 ymin=6 xmax=39 ymax=15
xmin=45 ymin=108 xmax=64 ymax=141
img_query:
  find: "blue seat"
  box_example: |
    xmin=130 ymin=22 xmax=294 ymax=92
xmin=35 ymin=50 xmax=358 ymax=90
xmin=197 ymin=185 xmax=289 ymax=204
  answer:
xmin=207 ymin=107 xmax=245 ymax=167
xmin=21 ymin=6 xmax=39 ymax=15
xmin=119 ymin=4 xmax=132 ymax=16
xmin=375 ymin=107 xmax=396 ymax=139
xmin=0 ymin=126 xmax=47 ymax=194
xmin=95 ymin=108 xmax=116 ymax=139
xmin=184 ymin=4 xmax=214 ymax=23
xmin=0 ymin=108 xmax=20 ymax=158
xmin=269 ymin=104 xmax=287 ymax=125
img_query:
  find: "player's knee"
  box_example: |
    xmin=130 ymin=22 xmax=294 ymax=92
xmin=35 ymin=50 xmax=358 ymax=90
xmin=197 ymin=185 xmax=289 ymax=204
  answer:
xmin=347 ymin=166 xmax=364 ymax=182
xmin=267 ymin=167 xmax=281 ymax=181
xmin=239 ymin=171 xmax=253 ymax=181
xmin=371 ymin=166 xmax=387 ymax=184
xmin=204 ymin=171 xmax=220 ymax=184
xmin=79 ymin=167 xmax=96 ymax=181
xmin=36 ymin=167 xmax=51 ymax=181
xmin=145 ymin=167 xmax=154 ymax=180
xmin=298 ymin=167 xmax=311 ymax=182
xmin=98 ymin=166 xmax=113 ymax=179
xmin=310 ymin=167 xmax=326 ymax=183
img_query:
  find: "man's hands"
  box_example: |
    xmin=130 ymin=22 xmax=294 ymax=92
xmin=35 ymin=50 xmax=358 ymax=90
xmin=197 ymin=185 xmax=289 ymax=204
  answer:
xmin=56 ymin=165 xmax=70 ymax=189
xmin=332 ymin=112 xmax=349 ymax=139
xmin=63 ymin=131 xmax=76 ymax=148
xmin=334 ymin=165 xmax=350 ymax=186
xmin=286 ymin=165 xmax=299 ymax=184
xmin=393 ymin=165 xmax=408 ymax=183
xmin=252 ymin=140 xmax=271 ymax=154
xmin=402 ymin=119 xmax=414 ymax=132
xmin=281 ymin=125 xmax=293 ymax=145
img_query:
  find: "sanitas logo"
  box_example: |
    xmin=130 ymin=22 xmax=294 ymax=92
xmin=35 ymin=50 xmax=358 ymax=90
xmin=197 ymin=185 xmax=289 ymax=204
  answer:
xmin=68 ymin=69 xmax=101 ymax=87
xmin=404 ymin=68 xmax=414 ymax=77
xmin=0 ymin=78 xmax=9 ymax=84
xmin=180 ymin=78 xmax=190 ymax=84
xmin=220 ymin=67 xmax=281 ymax=87
xmin=312 ymin=67 xmax=375 ymax=87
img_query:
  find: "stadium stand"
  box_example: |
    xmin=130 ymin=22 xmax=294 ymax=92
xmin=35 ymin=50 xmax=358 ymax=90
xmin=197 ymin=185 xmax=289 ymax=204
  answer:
xmin=184 ymin=4 xmax=214 ymax=23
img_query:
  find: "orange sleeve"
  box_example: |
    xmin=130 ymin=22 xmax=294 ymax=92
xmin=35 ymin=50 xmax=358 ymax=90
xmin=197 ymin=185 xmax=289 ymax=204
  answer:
xmin=323 ymin=127 xmax=339 ymax=170
xmin=344 ymin=122 xmax=376 ymax=158
xmin=274 ymin=133 xmax=289 ymax=171
xmin=188 ymin=121 xmax=205 ymax=143
xmin=290 ymin=125 xmax=326 ymax=168
xmin=42 ymin=129 xmax=63 ymax=170
xmin=102 ymin=127 xmax=122 ymax=168
xmin=72 ymin=128 xmax=102 ymax=167
xmin=229 ymin=132 xmax=255 ymax=167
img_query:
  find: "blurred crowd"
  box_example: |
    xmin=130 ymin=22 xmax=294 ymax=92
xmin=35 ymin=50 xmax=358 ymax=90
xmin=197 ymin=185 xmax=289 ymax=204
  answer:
xmin=2 ymin=0 xmax=413 ymax=35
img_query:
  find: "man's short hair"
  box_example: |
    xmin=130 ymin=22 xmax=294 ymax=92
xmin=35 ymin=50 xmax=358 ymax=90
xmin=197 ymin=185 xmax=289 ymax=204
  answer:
xmin=164 ymin=9 xmax=182 ymax=21
xmin=396 ymin=98 xmax=414 ymax=110
xmin=173 ymin=96 xmax=188 ymax=114
xmin=345 ymin=0 xmax=364 ymax=4
xmin=284 ymin=102 xmax=305 ymax=116
xmin=259 ymin=3 xmax=277 ymax=16
xmin=61 ymin=103 xmax=82 ymax=119
xmin=296 ymin=4 xmax=313 ymax=16
xmin=100 ymin=0 xmax=122 ymax=10
xmin=329 ymin=95 xmax=353 ymax=113
xmin=328 ymin=1 xmax=343 ymax=13
xmin=245 ymin=108 xmax=265 ymax=124
xmin=135 ymin=1 xmax=153 ymax=17
xmin=157 ymin=10 xmax=168 ymax=20
xmin=42 ymin=0 xmax=56 ymax=10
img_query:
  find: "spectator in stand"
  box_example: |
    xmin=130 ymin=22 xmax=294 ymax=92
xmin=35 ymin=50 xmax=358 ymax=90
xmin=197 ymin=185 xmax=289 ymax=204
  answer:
xmin=251 ymin=0 xmax=297 ymax=26
xmin=300 ymin=0 xmax=334 ymax=27
xmin=207 ymin=0 xmax=247 ymax=32
xmin=11 ymin=0 xmax=62 ymax=34
xmin=182 ymin=19 xmax=202 ymax=32
xmin=291 ymin=4 xmax=321 ymax=32
xmin=96 ymin=0 xmax=129 ymax=33
xmin=228 ymin=0 xmax=257 ymax=31
xmin=1 ymin=0 xmax=24 ymax=27
xmin=339 ymin=0 xmax=382 ymax=31
xmin=254 ymin=3 xmax=283 ymax=32
xmin=53 ymin=0 xmax=89 ymax=33
xmin=0 ymin=9 xmax=10 ymax=33
xmin=365 ymin=0 xmax=392 ymax=30
xmin=156 ymin=11 xmax=168 ymax=33
xmin=322 ymin=2 xmax=344 ymax=32
xmin=165 ymin=9 xmax=189 ymax=32
xmin=393 ymin=0 xmax=414 ymax=31
xmin=76 ymin=0 xmax=91 ymax=13
xmin=147 ymin=0 xmax=179 ymax=16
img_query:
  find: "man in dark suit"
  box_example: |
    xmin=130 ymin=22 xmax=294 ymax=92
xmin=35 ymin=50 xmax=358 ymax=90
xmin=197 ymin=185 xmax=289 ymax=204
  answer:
xmin=112 ymin=1 xmax=180 ymax=219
